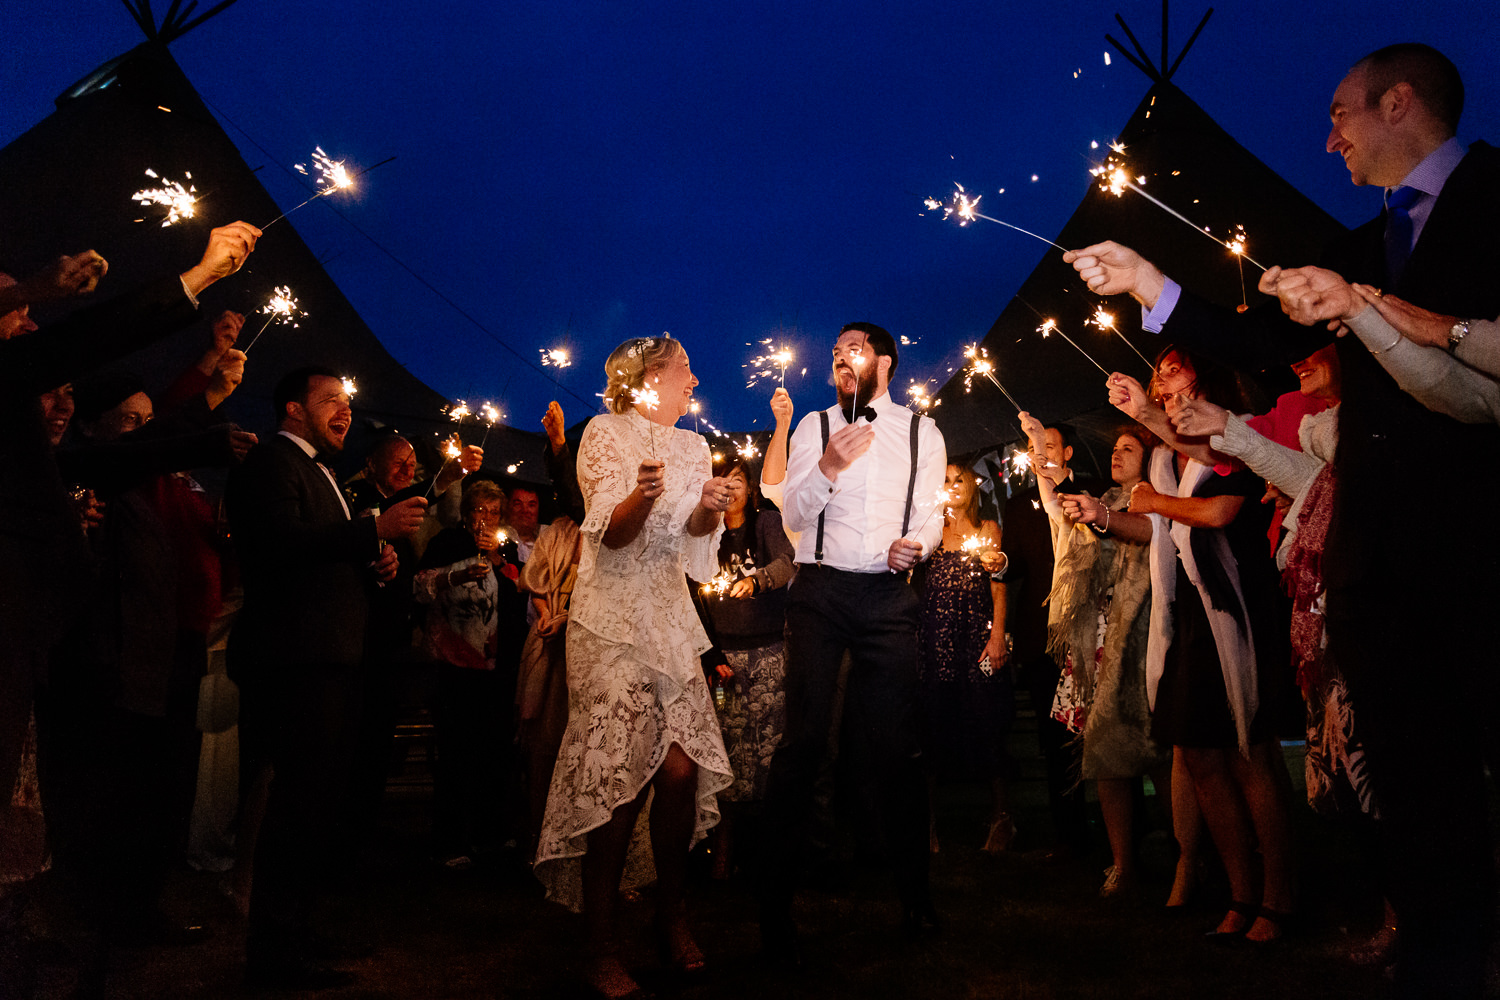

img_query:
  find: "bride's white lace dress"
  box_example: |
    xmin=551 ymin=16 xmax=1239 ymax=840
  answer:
xmin=534 ymin=410 xmax=731 ymax=909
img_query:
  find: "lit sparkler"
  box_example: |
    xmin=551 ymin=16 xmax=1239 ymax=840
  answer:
xmin=1092 ymin=154 xmax=1267 ymax=270
xmin=906 ymin=380 xmax=935 ymax=412
xmin=478 ymin=401 xmax=504 ymax=450
xmin=847 ymin=346 xmax=868 ymax=420
xmin=924 ymin=184 xmax=1069 ymax=252
xmin=340 ymin=376 xmax=358 ymax=398
xmin=632 ymin=384 xmax=662 ymax=458
xmin=906 ymin=486 xmax=954 ymax=543
xmin=132 ymin=169 xmax=197 ymax=227
xmin=424 ymin=434 xmax=465 ymax=501
xmin=263 ymin=146 xmax=358 ymax=229
xmin=737 ymin=436 xmax=761 ymax=460
xmin=242 ymin=285 xmax=306 ymax=353
xmin=700 ymin=569 xmax=737 ymax=599
xmin=539 ymin=347 xmax=571 ymax=369
xmin=1082 ymin=307 xmax=1154 ymax=369
xmin=746 ymin=338 xmax=796 ymax=390
xmin=1037 ymin=318 xmax=1107 ymax=375
xmin=688 ymin=400 xmax=701 ymax=435
xmin=962 ymin=344 xmax=1023 ymax=411
xmin=446 ymin=400 xmax=473 ymax=425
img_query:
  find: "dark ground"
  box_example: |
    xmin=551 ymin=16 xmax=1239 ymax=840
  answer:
xmin=3 ymin=695 xmax=1485 ymax=999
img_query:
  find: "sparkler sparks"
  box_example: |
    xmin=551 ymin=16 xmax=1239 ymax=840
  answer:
xmin=923 ymin=184 xmax=1069 ymax=252
xmin=1091 ymin=153 xmax=1267 ymax=270
xmin=962 ymin=344 xmax=1023 ymax=411
xmin=132 ymin=169 xmax=197 ymax=227
xmin=477 ymin=401 xmax=505 ymax=450
xmin=340 ymin=376 xmax=358 ymax=398
xmin=242 ymin=285 xmax=306 ymax=353
xmin=906 ymin=380 xmax=939 ymax=412
xmin=632 ymin=385 xmax=662 ymax=458
xmin=446 ymin=401 xmax=472 ymax=423
xmin=745 ymin=339 xmax=795 ymax=389
xmin=700 ymin=569 xmax=737 ymax=599
xmin=1082 ymin=306 xmax=1153 ymax=369
xmin=539 ymin=348 xmax=571 ymax=369
xmin=263 ymin=146 xmax=358 ymax=229
xmin=1037 ymin=318 xmax=1107 ymax=375
xmin=736 ymin=436 xmax=761 ymax=460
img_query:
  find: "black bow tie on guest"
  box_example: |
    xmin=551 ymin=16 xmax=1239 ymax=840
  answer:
xmin=844 ymin=404 xmax=877 ymax=425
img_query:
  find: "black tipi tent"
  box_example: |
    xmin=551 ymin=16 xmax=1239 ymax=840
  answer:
xmin=929 ymin=8 xmax=1347 ymax=474
xmin=0 ymin=3 xmax=547 ymax=479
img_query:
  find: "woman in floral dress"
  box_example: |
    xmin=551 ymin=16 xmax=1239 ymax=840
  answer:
xmin=534 ymin=336 xmax=733 ymax=998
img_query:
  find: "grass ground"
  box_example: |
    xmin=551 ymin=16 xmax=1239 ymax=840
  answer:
xmin=4 ymin=696 xmax=1467 ymax=998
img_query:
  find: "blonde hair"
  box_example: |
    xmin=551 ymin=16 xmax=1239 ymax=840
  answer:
xmin=945 ymin=464 xmax=983 ymax=527
xmin=602 ymin=336 xmax=683 ymax=415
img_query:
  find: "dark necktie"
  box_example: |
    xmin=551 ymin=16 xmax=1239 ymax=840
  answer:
xmin=844 ymin=404 xmax=877 ymax=425
xmin=1383 ymin=184 xmax=1421 ymax=287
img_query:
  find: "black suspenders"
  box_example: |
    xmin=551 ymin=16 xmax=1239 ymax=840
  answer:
xmin=813 ymin=408 xmax=922 ymax=566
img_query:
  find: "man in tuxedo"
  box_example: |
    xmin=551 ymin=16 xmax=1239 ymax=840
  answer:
xmin=758 ymin=322 xmax=946 ymax=959
xmin=1065 ymin=43 xmax=1498 ymax=996
xmin=228 ymin=367 xmax=427 ymax=989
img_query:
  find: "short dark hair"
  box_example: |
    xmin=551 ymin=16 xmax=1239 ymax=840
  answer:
xmin=1355 ymin=43 xmax=1463 ymax=133
xmin=1045 ymin=422 xmax=1077 ymax=453
xmin=839 ymin=322 xmax=899 ymax=378
xmin=272 ymin=365 xmax=339 ymax=427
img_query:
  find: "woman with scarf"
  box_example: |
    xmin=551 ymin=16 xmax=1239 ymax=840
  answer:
xmin=1098 ymin=347 xmax=1295 ymax=944
xmin=1022 ymin=416 xmax=1172 ymax=898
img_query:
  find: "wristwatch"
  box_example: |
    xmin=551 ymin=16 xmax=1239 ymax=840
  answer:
xmin=1448 ymin=319 xmax=1472 ymax=353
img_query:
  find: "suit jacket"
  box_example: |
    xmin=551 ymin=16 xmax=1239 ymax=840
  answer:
xmin=1161 ymin=141 xmax=1500 ymax=615
xmin=226 ymin=434 xmax=380 ymax=676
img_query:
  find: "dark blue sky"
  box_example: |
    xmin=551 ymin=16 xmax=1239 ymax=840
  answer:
xmin=5 ymin=1 xmax=1496 ymax=437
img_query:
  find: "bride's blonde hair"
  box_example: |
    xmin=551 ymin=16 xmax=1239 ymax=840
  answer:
xmin=601 ymin=336 xmax=684 ymax=415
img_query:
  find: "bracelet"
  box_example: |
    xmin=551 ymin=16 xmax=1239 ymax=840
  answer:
xmin=1103 ymin=508 xmax=1111 ymax=532
xmin=1370 ymin=330 xmax=1403 ymax=354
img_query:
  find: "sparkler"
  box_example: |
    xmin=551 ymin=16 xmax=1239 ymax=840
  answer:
xmin=539 ymin=347 xmax=571 ymax=369
xmin=1092 ymin=154 xmax=1267 ymax=271
xmin=905 ymin=487 xmax=954 ymax=543
xmin=962 ymin=344 xmax=1023 ymax=412
xmin=340 ymin=376 xmax=358 ymax=398
xmin=632 ymin=384 xmax=662 ymax=459
xmin=700 ymin=569 xmax=737 ymax=599
xmin=745 ymin=339 xmax=796 ymax=390
xmin=132 ymin=169 xmax=197 ymax=227
xmin=242 ymin=285 xmax=306 ymax=353
xmin=478 ymin=401 xmax=504 ymax=450
xmin=906 ymin=380 xmax=936 ymax=412
xmin=736 ymin=436 xmax=761 ymax=460
xmin=1085 ymin=307 xmax=1154 ymax=369
xmin=688 ymin=400 xmax=701 ymax=435
xmin=423 ymin=436 xmax=464 ymax=501
xmin=1037 ymin=318 xmax=1108 ymax=375
xmin=262 ymin=147 xmax=357 ymax=229
xmin=924 ymin=184 xmax=1069 ymax=252
xmin=846 ymin=346 xmax=868 ymax=420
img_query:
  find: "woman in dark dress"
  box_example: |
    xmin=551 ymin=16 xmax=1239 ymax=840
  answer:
xmin=918 ymin=463 xmax=1013 ymax=853
xmin=1102 ymin=347 xmax=1296 ymax=943
xmin=698 ymin=457 xmax=795 ymax=877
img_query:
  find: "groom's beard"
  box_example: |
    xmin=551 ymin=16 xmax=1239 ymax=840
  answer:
xmin=835 ymin=363 xmax=878 ymax=411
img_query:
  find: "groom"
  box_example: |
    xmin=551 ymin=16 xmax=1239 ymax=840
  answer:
xmin=758 ymin=322 xmax=947 ymax=958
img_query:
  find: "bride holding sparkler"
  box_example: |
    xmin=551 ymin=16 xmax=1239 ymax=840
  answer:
xmin=534 ymin=335 xmax=734 ymax=998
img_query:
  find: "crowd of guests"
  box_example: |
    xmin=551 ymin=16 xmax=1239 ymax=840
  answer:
xmin=1 ymin=38 xmax=1496 ymax=1000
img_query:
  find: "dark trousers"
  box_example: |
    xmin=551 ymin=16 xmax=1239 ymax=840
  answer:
xmin=431 ymin=664 xmax=512 ymax=856
xmin=759 ymin=565 xmax=929 ymax=920
xmin=1330 ymin=595 xmax=1496 ymax=1000
xmin=246 ymin=664 xmax=363 ymax=959
xmin=1023 ymin=654 xmax=1090 ymax=852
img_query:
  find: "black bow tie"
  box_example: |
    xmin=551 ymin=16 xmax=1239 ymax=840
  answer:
xmin=844 ymin=404 xmax=877 ymax=425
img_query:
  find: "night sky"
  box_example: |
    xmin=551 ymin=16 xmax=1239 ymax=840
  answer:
xmin=5 ymin=1 xmax=1497 ymax=437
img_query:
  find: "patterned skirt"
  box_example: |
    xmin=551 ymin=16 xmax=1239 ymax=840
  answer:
xmin=534 ymin=623 xmax=731 ymax=911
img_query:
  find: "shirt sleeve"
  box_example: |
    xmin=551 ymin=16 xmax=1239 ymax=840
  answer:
xmin=779 ymin=412 xmax=836 ymax=534
xmin=1141 ymin=277 xmax=1182 ymax=333
xmin=1347 ymin=307 xmax=1500 ymax=425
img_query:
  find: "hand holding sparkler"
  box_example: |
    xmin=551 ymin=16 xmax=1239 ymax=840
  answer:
xmin=1125 ymin=481 xmax=1162 ymax=516
xmin=433 ymin=434 xmax=484 ymax=495
xmin=542 ymin=401 xmax=568 ymax=452
xmin=181 ymin=221 xmax=262 ymax=297
xmin=1063 ymin=241 xmax=1166 ymax=308
xmin=1168 ymin=396 xmax=1230 ymax=439
xmin=371 ymin=541 xmax=400 ymax=582
xmin=699 ymin=476 xmax=733 ymax=513
xmin=374 ymin=496 xmax=428 ymax=540
xmin=887 ymin=537 xmax=924 ymax=573
xmin=206 ymin=349 xmax=248 ymax=409
xmin=635 ymin=459 xmax=667 ymax=501
xmin=1106 ymin=373 xmax=1151 ymax=421
xmin=1260 ymin=265 xmax=1363 ymax=328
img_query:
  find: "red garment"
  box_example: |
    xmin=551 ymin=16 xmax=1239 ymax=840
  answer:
xmin=1216 ymin=390 xmax=1330 ymax=553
